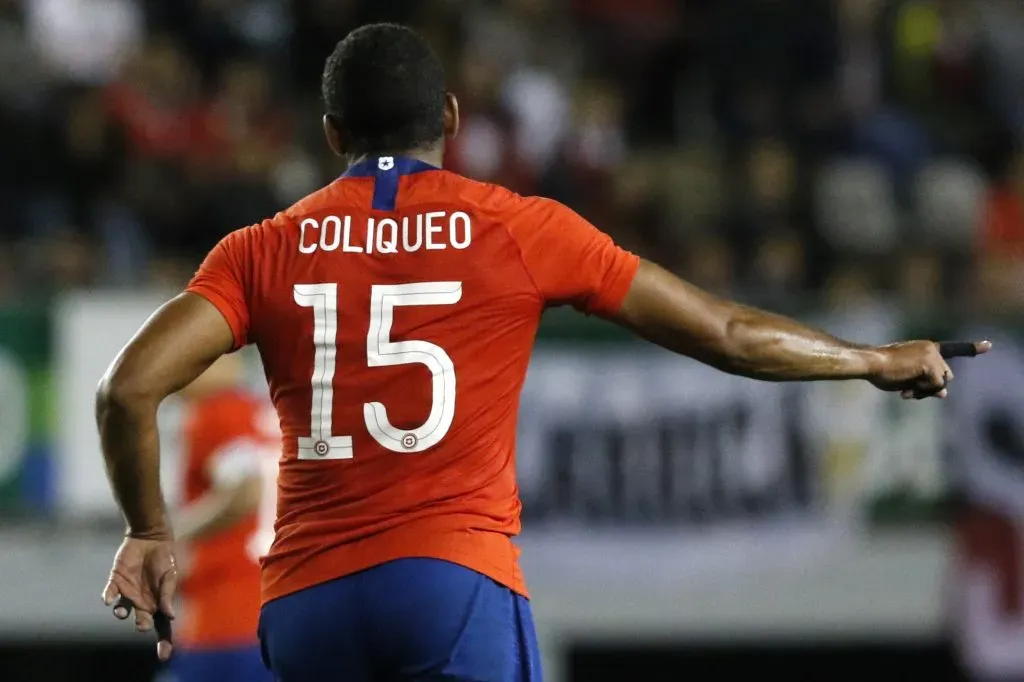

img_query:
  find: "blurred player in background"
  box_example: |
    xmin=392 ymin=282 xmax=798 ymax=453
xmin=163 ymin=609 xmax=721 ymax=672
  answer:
xmin=96 ymin=22 xmax=989 ymax=682
xmin=167 ymin=352 xmax=278 ymax=682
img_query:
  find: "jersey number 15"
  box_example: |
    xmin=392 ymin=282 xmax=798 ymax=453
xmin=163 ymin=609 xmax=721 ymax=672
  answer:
xmin=293 ymin=281 xmax=462 ymax=460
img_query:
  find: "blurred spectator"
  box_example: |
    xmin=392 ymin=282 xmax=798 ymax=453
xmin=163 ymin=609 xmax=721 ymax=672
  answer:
xmin=566 ymin=81 xmax=625 ymax=177
xmin=592 ymin=151 xmax=665 ymax=257
xmin=815 ymin=158 xmax=899 ymax=254
xmin=976 ymin=0 xmax=1024 ymax=137
xmin=197 ymin=59 xmax=290 ymax=233
xmin=0 ymin=1 xmax=47 ymax=108
xmin=838 ymin=0 xmax=886 ymax=120
xmin=447 ymin=54 xmax=531 ymax=192
xmin=204 ymin=60 xmax=290 ymax=172
xmin=742 ymin=137 xmax=798 ymax=222
xmin=978 ymin=145 xmax=1024 ymax=306
xmin=895 ymin=250 xmax=945 ymax=310
xmin=24 ymin=230 xmax=96 ymax=296
xmin=887 ymin=0 xmax=991 ymax=153
xmin=26 ymin=0 xmax=142 ymax=85
xmin=104 ymin=39 xmax=204 ymax=162
xmin=661 ymin=147 xmax=724 ymax=237
xmin=913 ymin=158 xmax=986 ymax=248
xmin=748 ymin=230 xmax=809 ymax=307
xmin=0 ymin=0 xmax=1015 ymax=311
xmin=982 ymin=148 xmax=1024 ymax=262
xmin=822 ymin=262 xmax=895 ymax=344
xmin=59 ymin=91 xmax=125 ymax=224
xmin=681 ymin=235 xmax=736 ymax=296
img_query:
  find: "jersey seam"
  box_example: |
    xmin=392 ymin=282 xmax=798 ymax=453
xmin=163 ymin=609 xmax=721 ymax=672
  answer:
xmin=496 ymin=209 xmax=543 ymax=304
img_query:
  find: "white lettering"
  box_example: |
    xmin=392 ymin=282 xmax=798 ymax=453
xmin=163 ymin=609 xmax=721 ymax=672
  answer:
xmin=425 ymin=211 xmax=446 ymax=250
xmin=403 ymin=215 xmax=423 ymax=252
xmin=297 ymin=213 xmax=473 ymax=255
xmin=376 ymin=218 xmax=399 ymax=254
xmin=450 ymin=212 xmax=471 ymax=250
xmin=342 ymin=215 xmax=362 ymax=253
xmin=320 ymin=215 xmax=342 ymax=252
xmin=299 ymin=218 xmax=318 ymax=254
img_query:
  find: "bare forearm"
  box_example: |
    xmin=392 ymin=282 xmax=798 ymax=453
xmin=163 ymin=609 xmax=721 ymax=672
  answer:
xmin=711 ymin=305 xmax=883 ymax=381
xmin=96 ymin=391 xmax=170 ymax=537
xmin=616 ymin=260 xmax=884 ymax=382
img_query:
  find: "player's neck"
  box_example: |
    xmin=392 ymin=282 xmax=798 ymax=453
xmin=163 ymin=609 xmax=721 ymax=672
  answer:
xmin=347 ymin=146 xmax=444 ymax=170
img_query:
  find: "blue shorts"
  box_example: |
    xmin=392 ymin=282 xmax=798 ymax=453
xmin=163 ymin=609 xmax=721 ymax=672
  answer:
xmin=258 ymin=558 xmax=543 ymax=682
xmin=165 ymin=645 xmax=273 ymax=682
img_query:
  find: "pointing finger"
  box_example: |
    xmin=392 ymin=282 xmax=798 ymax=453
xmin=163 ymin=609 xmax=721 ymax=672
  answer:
xmin=939 ymin=341 xmax=992 ymax=359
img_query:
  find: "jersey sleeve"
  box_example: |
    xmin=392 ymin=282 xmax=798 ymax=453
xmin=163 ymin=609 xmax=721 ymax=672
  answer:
xmin=186 ymin=228 xmax=253 ymax=350
xmin=505 ymin=196 xmax=640 ymax=316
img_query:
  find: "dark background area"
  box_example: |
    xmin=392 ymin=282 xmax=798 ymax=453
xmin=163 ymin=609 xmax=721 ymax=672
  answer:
xmin=0 ymin=639 xmax=970 ymax=682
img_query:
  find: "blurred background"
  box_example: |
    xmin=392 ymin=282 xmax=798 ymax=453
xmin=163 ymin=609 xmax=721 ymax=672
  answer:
xmin=1 ymin=0 xmax=1023 ymax=680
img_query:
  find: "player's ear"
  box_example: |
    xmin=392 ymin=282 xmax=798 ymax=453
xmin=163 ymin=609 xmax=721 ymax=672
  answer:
xmin=322 ymin=114 xmax=346 ymax=157
xmin=443 ymin=92 xmax=459 ymax=140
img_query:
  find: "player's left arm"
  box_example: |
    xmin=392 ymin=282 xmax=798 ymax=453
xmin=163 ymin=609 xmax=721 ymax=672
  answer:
xmin=96 ymin=293 xmax=236 ymax=538
xmin=98 ymin=228 xmax=253 ymax=660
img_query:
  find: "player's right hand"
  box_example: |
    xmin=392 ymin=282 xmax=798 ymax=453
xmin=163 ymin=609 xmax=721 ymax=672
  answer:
xmin=102 ymin=535 xmax=178 ymax=661
xmin=867 ymin=340 xmax=992 ymax=399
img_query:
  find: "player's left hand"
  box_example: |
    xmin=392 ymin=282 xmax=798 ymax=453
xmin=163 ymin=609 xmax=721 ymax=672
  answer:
xmin=102 ymin=534 xmax=178 ymax=661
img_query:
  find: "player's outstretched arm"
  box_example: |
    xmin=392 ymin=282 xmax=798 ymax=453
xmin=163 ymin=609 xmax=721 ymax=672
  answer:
xmin=613 ymin=259 xmax=990 ymax=398
xmin=96 ymin=292 xmax=234 ymax=659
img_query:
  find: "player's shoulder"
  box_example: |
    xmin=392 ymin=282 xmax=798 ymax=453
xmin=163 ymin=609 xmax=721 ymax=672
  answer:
xmin=435 ymin=171 xmax=531 ymax=212
xmin=432 ymin=171 xmax=570 ymax=227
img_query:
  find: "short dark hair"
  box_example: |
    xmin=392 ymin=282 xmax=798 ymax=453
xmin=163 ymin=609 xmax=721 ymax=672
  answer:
xmin=322 ymin=23 xmax=446 ymax=157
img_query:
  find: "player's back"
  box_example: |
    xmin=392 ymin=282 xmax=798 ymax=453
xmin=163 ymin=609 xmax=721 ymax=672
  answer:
xmin=187 ymin=155 xmax=638 ymax=605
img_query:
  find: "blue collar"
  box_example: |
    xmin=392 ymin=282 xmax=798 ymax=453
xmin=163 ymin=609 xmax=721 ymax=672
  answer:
xmin=341 ymin=156 xmax=440 ymax=211
xmin=341 ymin=155 xmax=439 ymax=179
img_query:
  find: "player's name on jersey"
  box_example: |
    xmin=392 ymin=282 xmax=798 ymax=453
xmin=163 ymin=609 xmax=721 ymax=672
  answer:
xmin=298 ymin=212 xmax=472 ymax=255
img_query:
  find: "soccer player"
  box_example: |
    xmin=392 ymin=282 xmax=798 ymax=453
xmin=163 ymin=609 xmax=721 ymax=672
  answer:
xmin=168 ymin=353 xmax=278 ymax=682
xmin=97 ymin=23 xmax=989 ymax=682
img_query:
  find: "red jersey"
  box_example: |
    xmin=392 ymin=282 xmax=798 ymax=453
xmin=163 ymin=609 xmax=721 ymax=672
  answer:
xmin=178 ymin=389 xmax=279 ymax=647
xmin=185 ymin=156 xmax=639 ymax=604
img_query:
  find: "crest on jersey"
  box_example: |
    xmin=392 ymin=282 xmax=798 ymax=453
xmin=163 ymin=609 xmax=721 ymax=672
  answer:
xmin=378 ymin=156 xmax=395 ymax=171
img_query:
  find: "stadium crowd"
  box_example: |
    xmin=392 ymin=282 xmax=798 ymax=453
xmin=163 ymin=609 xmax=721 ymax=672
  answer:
xmin=0 ymin=0 xmax=1022 ymax=315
